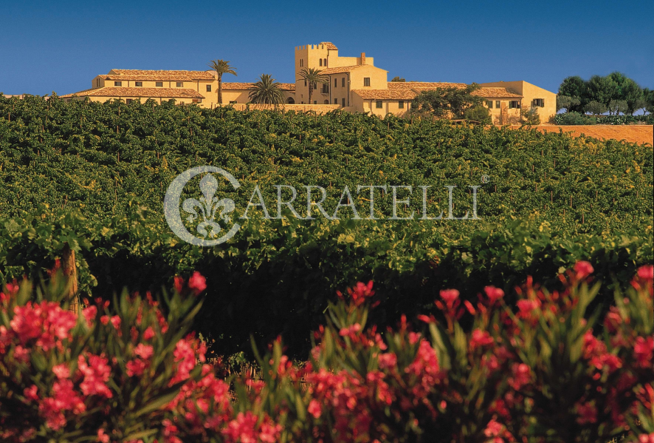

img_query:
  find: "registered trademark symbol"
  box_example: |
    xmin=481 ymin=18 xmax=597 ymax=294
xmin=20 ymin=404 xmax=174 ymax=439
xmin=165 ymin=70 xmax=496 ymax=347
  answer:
xmin=481 ymin=175 xmax=490 ymax=184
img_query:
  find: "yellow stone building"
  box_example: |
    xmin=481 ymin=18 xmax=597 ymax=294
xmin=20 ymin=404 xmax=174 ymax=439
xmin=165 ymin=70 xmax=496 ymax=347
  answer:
xmin=62 ymin=42 xmax=556 ymax=123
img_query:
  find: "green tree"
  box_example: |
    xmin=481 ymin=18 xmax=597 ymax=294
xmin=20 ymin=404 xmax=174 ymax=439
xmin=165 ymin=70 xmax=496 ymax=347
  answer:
xmin=643 ymin=88 xmax=654 ymax=113
xmin=607 ymin=99 xmax=628 ymax=115
xmin=584 ymin=100 xmax=608 ymax=115
xmin=557 ymin=95 xmax=581 ymax=112
xmin=463 ymin=104 xmax=491 ymax=124
xmin=412 ymin=83 xmax=483 ymax=118
xmin=558 ymin=76 xmax=586 ymax=112
xmin=297 ymin=68 xmax=329 ymax=104
xmin=248 ymin=74 xmax=286 ymax=105
xmin=391 ymin=76 xmax=406 ymax=82
xmin=586 ymin=75 xmax=619 ymax=111
xmin=208 ymin=59 xmax=237 ymax=105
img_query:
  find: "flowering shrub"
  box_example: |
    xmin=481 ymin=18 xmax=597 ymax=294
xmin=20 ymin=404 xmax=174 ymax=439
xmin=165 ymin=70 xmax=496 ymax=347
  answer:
xmin=0 ymin=263 xmax=652 ymax=442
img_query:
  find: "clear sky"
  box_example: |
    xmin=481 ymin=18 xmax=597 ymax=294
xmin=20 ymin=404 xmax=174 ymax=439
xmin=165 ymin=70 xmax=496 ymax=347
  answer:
xmin=1 ymin=0 xmax=652 ymax=96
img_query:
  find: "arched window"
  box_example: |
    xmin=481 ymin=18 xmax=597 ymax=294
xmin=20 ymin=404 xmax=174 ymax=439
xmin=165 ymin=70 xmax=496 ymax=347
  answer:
xmin=319 ymin=59 xmax=322 ymax=66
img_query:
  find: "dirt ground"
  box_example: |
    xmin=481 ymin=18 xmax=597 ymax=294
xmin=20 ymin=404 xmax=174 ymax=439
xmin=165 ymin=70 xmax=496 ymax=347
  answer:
xmin=509 ymin=125 xmax=653 ymax=146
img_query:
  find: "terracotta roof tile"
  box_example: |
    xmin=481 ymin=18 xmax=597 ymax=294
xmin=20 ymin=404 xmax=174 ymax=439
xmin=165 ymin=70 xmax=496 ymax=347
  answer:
xmin=222 ymin=82 xmax=295 ymax=91
xmin=107 ymin=69 xmax=215 ymax=81
xmin=472 ymin=87 xmax=522 ymax=98
xmin=388 ymin=82 xmax=467 ymax=90
xmin=319 ymin=42 xmax=338 ymax=50
xmin=352 ymin=89 xmax=418 ymax=100
xmin=61 ymin=87 xmax=205 ymax=99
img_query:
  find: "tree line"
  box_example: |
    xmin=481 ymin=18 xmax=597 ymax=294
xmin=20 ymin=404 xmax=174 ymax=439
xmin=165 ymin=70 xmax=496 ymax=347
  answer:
xmin=557 ymin=72 xmax=654 ymax=115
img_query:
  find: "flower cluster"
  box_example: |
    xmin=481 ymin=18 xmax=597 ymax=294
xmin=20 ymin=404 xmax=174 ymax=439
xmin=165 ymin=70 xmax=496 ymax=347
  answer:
xmin=1 ymin=263 xmax=652 ymax=442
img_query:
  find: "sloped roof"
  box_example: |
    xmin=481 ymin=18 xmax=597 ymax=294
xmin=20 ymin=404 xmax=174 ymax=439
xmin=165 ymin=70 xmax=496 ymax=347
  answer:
xmin=388 ymin=81 xmax=467 ymax=89
xmin=352 ymin=89 xmax=418 ymax=100
xmin=222 ymin=82 xmax=295 ymax=91
xmin=319 ymin=42 xmax=338 ymax=50
xmin=106 ymin=69 xmax=215 ymax=81
xmin=472 ymin=87 xmax=522 ymax=98
xmin=60 ymin=87 xmax=204 ymax=99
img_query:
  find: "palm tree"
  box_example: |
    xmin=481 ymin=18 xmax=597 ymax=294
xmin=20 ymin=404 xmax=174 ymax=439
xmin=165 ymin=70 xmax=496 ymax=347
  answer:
xmin=248 ymin=74 xmax=286 ymax=105
xmin=297 ymin=68 xmax=328 ymax=104
xmin=208 ymin=60 xmax=237 ymax=105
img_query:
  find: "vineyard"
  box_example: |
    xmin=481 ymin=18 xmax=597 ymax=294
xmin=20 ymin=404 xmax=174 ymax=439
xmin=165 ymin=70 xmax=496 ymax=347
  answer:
xmin=0 ymin=94 xmax=652 ymax=356
xmin=0 ymin=94 xmax=653 ymax=441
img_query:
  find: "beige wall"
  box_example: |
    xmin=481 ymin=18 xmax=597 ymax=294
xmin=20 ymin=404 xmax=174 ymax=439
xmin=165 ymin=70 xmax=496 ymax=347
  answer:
xmin=351 ymin=94 xmax=411 ymax=117
xmin=481 ymin=99 xmax=522 ymax=124
xmin=294 ymin=44 xmax=376 ymax=105
xmin=481 ymin=81 xmax=556 ymax=123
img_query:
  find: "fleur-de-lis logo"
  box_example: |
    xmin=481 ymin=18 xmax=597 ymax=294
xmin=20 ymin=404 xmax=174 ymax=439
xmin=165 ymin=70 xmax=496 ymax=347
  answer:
xmin=164 ymin=166 xmax=241 ymax=246
xmin=182 ymin=174 xmax=235 ymax=239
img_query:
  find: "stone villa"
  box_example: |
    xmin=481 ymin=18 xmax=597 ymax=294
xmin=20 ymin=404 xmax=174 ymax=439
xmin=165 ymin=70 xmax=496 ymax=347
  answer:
xmin=61 ymin=42 xmax=556 ymax=123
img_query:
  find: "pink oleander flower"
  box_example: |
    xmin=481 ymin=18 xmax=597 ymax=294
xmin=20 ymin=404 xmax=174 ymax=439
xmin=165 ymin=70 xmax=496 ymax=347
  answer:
xmin=78 ymin=353 xmax=113 ymax=398
xmin=188 ymin=271 xmax=207 ymax=295
xmin=440 ymin=289 xmax=459 ymax=306
xmin=634 ymin=336 xmax=654 ymax=368
xmin=574 ymin=261 xmax=594 ymax=280
xmin=638 ymin=265 xmax=653 ymax=281
xmin=576 ymin=401 xmax=597 ymax=424
xmin=53 ymin=363 xmax=70 ymax=379
xmin=143 ymin=326 xmax=155 ymax=340
xmin=469 ymin=329 xmax=494 ymax=351
xmin=23 ymin=385 xmax=39 ymax=402
xmin=484 ymin=286 xmax=505 ymax=305
xmin=134 ymin=343 xmax=154 ymax=360
xmin=82 ymin=306 xmax=97 ymax=327
xmin=308 ymin=399 xmax=322 ymax=418
xmin=97 ymin=428 xmax=110 ymax=443
xmin=126 ymin=358 xmax=147 ymax=377
xmin=508 ymin=363 xmax=531 ymax=390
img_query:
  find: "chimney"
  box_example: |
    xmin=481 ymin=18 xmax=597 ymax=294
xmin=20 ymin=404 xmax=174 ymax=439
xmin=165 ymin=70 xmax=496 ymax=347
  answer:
xmin=360 ymin=52 xmax=366 ymax=65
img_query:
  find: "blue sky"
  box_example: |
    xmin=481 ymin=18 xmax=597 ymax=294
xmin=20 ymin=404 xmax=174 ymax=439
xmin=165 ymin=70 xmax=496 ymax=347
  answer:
xmin=1 ymin=0 xmax=652 ymax=96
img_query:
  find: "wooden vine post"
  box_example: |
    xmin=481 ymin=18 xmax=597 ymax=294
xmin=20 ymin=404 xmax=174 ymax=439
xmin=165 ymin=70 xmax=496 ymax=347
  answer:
xmin=62 ymin=243 xmax=79 ymax=314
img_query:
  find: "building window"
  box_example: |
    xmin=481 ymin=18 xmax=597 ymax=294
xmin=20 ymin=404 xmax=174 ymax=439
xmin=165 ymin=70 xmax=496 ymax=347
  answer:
xmin=135 ymin=82 xmax=143 ymax=87
xmin=126 ymin=99 xmax=133 ymax=104
xmin=322 ymin=84 xmax=329 ymax=93
xmin=324 ymin=100 xmax=329 ymax=104
xmin=156 ymin=82 xmax=163 ymax=87
xmin=486 ymin=101 xmax=493 ymax=108
xmin=496 ymin=101 xmax=500 ymax=108
xmin=342 ymin=98 xmax=345 ymax=107
xmin=206 ymin=85 xmax=212 ymax=92
xmin=314 ymin=101 xmax=317 ymax=104
xmin=324 ymin=58 xmax=327 ymax=67
xmin=334 ymin=78 xmax=337 ymax=87
xmin=342 ymin=78 xmax=345 ymax=87
xmin=300 ymin=59 xmax=304 ymax=67
xmin=304 ymin=80 xmax=307 ymax=87
xmin=509 ymin=100 xmax=521 ymax=109
xmin=376 ymin=100 xmax=383 ymax=108
xmin=176 ymin=82 xmax=183 ymax=88
xmin=533 ymin=98 xmax=544 ymax=107
xmin=319 ymin=59 xmax=323 ymax=66
xmin=114 ymin=81 xmax=122 ymax=87
xmin=335 ymin=98 xmax=338 ymax=104
xmin=399 ymin=100 xmax=404 ymax=109
xmin=364 ymin=78 xmax=371 ymax=87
